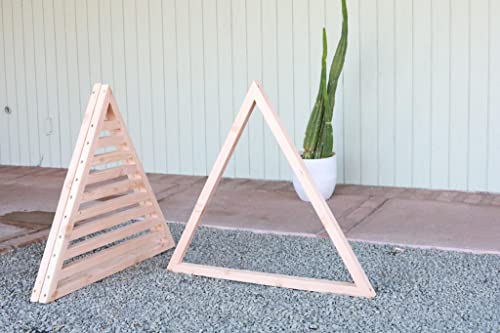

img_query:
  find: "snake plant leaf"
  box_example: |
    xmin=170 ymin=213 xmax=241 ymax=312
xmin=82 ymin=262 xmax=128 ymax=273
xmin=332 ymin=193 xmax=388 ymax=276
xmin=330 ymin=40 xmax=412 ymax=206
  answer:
xmin=302 ymin=28 xmax=328 ymax=159
xmin=327 ymin=0 xmax=348 ymax=105
xmin=301 ymin=0 xmax=348 ymax=159
xmin=320 ymin=0 xmax=348 ymax=158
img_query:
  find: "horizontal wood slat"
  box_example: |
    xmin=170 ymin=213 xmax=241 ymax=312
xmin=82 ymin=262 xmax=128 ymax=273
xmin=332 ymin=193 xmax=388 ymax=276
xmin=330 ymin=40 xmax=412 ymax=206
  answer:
xmin=60 ymin=231 xmax=162 ymax=280
xmin=101 ymin=120 xmax=121 ymax=131
xmin=92 ymin=151 xmax=132 ymax=165
xmin=75 ymin=192 xmax=151 ymax=222
xmin=81 ymin=179 xmax=142 ymax=203
xmin=55 ymin=234 xmax=169 ymax=299
xmin=87 ymin=165 xmax=138 ymax=185
xmin=96 ymin=135 xmax=125 ymax=149
xmin=65 ymin=217 xmax=163 ymax=260
xmin=71 ymin=205 xmax=156 ymax=240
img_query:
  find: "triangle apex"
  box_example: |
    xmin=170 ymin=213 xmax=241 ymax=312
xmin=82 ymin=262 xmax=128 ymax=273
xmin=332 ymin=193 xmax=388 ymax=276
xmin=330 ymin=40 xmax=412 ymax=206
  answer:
xmin=250 ymin=80 xmax=262 ymax=88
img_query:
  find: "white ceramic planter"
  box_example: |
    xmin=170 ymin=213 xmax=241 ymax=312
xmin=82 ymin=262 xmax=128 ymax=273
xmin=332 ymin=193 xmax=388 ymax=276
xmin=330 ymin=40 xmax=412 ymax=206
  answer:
xmin=292 ymin=155 xmax=337 ymax=202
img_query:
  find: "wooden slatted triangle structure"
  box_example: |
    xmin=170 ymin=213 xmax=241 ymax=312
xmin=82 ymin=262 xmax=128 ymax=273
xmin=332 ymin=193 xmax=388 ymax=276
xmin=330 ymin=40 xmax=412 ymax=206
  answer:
xmin=31 ymin=84 xmax=175 ymax=303
xmin=168 ymin=81 xmax=375 ymax=298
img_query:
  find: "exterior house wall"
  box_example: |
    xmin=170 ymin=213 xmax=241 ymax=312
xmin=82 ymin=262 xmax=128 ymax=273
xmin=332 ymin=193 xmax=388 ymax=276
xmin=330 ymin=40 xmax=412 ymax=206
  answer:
xmin=0 ymin=0 xmax=499 ymax=192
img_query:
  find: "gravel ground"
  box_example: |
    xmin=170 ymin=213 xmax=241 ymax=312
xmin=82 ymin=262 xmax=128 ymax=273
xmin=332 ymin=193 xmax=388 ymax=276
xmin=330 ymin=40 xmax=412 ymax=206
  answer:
xmin=1 ymin=223 xmax=499 ymax=332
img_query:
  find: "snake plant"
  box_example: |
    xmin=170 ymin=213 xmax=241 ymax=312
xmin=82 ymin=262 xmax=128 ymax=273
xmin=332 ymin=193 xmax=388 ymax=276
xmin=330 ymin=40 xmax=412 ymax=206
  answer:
xmin=302 ymin=0 xmax=348 ymax=159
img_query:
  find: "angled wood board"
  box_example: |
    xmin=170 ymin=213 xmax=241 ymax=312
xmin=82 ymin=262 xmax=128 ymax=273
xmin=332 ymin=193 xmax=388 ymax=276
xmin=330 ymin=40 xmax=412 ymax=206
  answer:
xmin=31 ymin=84 xmax=175 ymax=303
xmin=167 ymin=81 xmax=375 ymax=298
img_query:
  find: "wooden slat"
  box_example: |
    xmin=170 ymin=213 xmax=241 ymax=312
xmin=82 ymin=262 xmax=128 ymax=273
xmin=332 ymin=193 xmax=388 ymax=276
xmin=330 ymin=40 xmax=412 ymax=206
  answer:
xmin=87 ymin=165 xmax=138 ymax=185
xmin=171 ymin=263 xmax=366 ymax=297
xmin=96 ymin=135 xmax=125 ymax=149
xmin=92 ymin=151 xmax=132 ymax=165
xmin=75 ymin=192 xmax=150 ymax=222
xmin=61 ymin=231 xmax=160 ymax=280
xmin=65 ymin=217 xmax=162 ymax=260
xmin=81 ymin=179 xmax=142 ymax=203
xmin=53 ymin=234 xmax=169 ymax=301
xmin=71 ymin=205 xmax=156 ymax=240
xmin=101 ymin=120 xmax=121 ymax=131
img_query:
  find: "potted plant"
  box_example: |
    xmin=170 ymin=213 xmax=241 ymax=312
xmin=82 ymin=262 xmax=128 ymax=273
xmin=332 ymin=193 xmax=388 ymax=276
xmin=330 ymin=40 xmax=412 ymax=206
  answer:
xmin=293 ymin=0 xmax=348 ymax=202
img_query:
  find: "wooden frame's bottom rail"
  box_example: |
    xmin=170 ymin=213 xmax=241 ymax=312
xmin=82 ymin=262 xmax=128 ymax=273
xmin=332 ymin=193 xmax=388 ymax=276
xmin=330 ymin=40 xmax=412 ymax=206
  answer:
xmin=168 ymin=263 xmax=375 ymax=298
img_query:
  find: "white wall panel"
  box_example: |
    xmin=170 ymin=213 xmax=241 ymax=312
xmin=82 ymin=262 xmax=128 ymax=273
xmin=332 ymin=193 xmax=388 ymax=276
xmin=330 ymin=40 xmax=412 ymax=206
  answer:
xmin=0 ymin=0 xmax=8 ymax=164
xmin=430 ymin=0 xmax=451 ymax=190
xmin=468 ymin=0 xmax=489 ymax=191
xmin=359 ymin=0 xmax=378 ymax=185
xmin=394 ymin=0 xmax=413 ymax=188
xmin=489 ymin=0 xmax=500 ymax=193
xmin=377 ymin=0 xmax=396 ymax=187
xmin=0 ymin=0 xmax=498 ymax=192
xmin=343 ymin=0 xmax=361 ymax=184
xmin=412 ymin=0 xmax=432 ymax=188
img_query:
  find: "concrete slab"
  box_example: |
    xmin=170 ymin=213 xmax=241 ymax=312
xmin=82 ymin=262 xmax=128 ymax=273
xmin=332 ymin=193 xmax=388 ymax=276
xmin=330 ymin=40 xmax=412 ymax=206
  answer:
xmin=149 ymin=183 xmax=180 ymax=201
xmin=2 ymin=174 xmax=64 ymax=189
xmin=0 ymin=172 xmax=22 ymax=181
xmin=0 ymin=223 xmax=27 ymax=242
xmin=160 ymin=180 xmax=367 ymax=235
xmin=148 ymin=173 xmax=204 ymax=186
xmin=0 ymin=183 xmax=60 ymax=216
xmin=1 ymin=229 xmax=50 ymax=248
xmin=0 ymin=211 xmax=54 ymax=227
xmin=348 ymin=198 xmax=500 ymax=254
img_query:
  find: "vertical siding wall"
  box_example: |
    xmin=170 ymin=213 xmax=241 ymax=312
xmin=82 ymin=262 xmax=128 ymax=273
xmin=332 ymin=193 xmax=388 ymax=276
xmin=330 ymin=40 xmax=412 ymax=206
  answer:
xmin=0 ymin=0 xmax=499 ymax=192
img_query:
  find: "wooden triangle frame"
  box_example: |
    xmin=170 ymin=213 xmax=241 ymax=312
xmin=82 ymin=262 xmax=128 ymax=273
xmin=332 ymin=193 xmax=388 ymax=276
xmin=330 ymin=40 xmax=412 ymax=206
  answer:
xmin=167 ymin=81 xmax=375 ymax=298
xmin=31 ymin=84 xmax=175 ymax=303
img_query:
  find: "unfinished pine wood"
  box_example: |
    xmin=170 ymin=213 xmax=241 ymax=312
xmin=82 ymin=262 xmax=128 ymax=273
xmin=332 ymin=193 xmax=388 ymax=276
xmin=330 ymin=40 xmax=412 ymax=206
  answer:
xmin=70 ymin=206 xmax=155 ymax=240
xmin=64 ymin=217 xmax=162 ymax=260
xmin=96 ymin=135 xmax=125 ymax=149
xmin=60 ymin=231 xmax=161 ymax=280
xmin=92 ymin=151 xmax=133 ymax=166
xmin=30 ymin=83 xmax=103 ymax=303
xmin=101 ymin=120 xmax=121 ymax=131
xmin=31 ymin=84 xmax=175 ymax=303
xmin=167 ymin=81 xmax=375 ymax=299
xmin=86 ymin=165 xmax=138 ymax=185
xmin=80 ymin=178 xmax=141 ymax=203
xmin=75 ymin=192 xmax=150 ymax=222
xmin=171 ymin=263 xmax=367 ymax=296
xmin=55 ymin=234 xmax=168 ymax=300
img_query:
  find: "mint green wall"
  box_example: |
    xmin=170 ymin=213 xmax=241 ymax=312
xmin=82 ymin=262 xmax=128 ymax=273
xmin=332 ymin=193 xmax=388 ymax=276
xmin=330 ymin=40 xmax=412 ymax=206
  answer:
xmin=0 ymin=0 xmax=499 ymax=192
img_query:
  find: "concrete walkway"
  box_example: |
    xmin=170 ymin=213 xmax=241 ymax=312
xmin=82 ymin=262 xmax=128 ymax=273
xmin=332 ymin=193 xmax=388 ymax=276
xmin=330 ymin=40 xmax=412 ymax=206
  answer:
xmin=1 ymin=165 xmax=499 ymax=255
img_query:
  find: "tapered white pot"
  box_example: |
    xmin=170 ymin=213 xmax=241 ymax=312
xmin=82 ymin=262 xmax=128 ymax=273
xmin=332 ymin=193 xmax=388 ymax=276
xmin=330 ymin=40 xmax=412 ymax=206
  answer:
xmin=292 ymin=155 xmax=337 ymax=202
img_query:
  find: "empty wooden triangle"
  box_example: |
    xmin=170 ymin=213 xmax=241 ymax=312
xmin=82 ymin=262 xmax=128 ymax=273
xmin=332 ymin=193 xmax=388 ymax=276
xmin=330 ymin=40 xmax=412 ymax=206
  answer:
xmin=167 ymin=81 xmax=375 ymax=298
xmin=31 ymin=84 xmax=175 ymax=303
